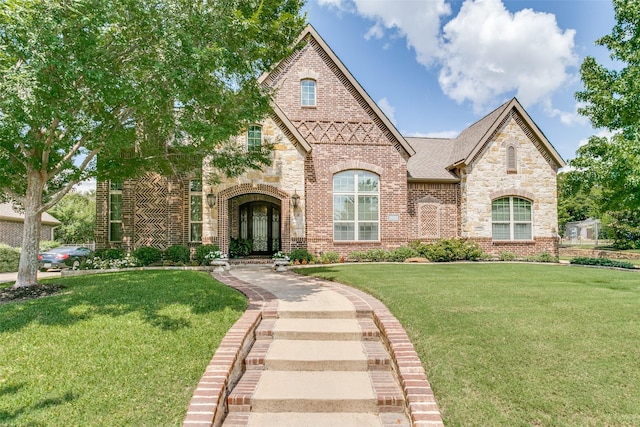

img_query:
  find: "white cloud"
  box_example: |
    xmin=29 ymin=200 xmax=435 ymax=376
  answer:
xmin=438 ymin=0 xmax=577 ymax=111
xmin=543 ymin=100 xmax=589 ymax=126
xmin=577 ymin=129 xmax=615 ymax=148
xmin=406 ymin=130 xmax=459 ymax=139
xmin=377 ymin=97 xmax=397 ymax=124
xmin=350 ymin=0 xmax=451 ymax=66
xmin=73 ymin=178 xmax=96 ymax=193
xmin=318 ymin=0 xmax=578 ymax=114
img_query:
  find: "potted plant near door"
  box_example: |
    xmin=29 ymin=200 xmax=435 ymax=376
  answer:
xmin=229 ymin=238 xmax=253 ymax=258
xmin=272 ymin=251 xmax=290 ymax=272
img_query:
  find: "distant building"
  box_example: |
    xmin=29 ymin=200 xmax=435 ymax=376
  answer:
xmin=0 ymin=203 xmax=61 ymax=247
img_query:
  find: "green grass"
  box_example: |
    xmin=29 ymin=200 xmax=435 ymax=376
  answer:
xmin=298 ymin=263 xmax=640 ymax=426
xmin=0 ymin=270 xmax=247 ymax=426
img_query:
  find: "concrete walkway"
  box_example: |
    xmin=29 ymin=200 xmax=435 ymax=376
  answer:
xmin=183 ymin=266 xmax=444 ymax=427
xmin=0 ymin=271 xmax=61 ymax=284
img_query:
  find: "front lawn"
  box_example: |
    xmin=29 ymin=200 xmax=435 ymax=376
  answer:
xmin=0 ymin=270 xmax=246 ymax=426
xmin=298 ymin=263 xmax=640 ymax=426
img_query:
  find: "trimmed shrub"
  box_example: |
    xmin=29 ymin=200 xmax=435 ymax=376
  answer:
xmin=388 ymin=246 xmax=419 ymax=262
xmin=288 ymin=248 xmax=314 ymax=263
xmin=320 ymin=251 xmax=340 ymax=264
xmin=499 ymin=251 xmax=517 ymax=261
xmin=195 ymin=244 xmax=220 ymax=265
xmin=164 ymin=245 xmax=190 ymax=264
xmin=94 ymin=248 xmax=126 ymax=260
xmin=365 ymin=249 xmax=390 ymax=262
xmin=0 ymin=246 xmax=20 ymax=273
xmin=525 ymin=251 xmax=558 ymax=263
xmin=132 ymin=246 xmax=163 ymax=266
xmin=414 ymin=238 xmax=486 ymax=262
xmin=570 ymin=257 xmax=635 ymax=269
xmin=347 ymin=251 xmax=368 ymax=262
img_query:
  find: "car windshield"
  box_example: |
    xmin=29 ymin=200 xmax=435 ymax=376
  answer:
xmin=45 ymin=247 xmax=84 ymax=253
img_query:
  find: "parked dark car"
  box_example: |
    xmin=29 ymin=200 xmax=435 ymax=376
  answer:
xmin=38 ymin=246 xmax=92 ymax=271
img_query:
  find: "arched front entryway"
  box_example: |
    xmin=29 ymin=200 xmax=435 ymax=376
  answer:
xmin=217 ymin=184 xmax=293 ymax=257
xmin=238 ymin=201 xmax=281 ymax=254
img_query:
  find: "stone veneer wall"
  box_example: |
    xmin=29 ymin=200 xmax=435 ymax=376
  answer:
xmin=460 ymin=112 xmax=560 ymax=257
xmin=203 ymin=117 xmax=306 ymax=254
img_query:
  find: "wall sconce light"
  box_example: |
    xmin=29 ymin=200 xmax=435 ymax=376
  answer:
xmin=291 ymin=190 xmax=300 ymax=209
xmin=206 ymin=192 xmax=216 ymax=208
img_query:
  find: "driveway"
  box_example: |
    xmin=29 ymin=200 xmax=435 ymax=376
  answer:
xmin=0 ymin=271 xmax=61 ymax=284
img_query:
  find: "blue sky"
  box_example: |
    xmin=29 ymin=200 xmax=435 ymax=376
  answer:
xmin=303 ymin=0 xmax=616 ymax=161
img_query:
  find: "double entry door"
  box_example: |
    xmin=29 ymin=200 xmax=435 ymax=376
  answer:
xmin=239 ymin=202 xmax=281 ymax=254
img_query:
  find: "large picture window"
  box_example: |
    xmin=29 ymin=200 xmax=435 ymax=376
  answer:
xmin=301 ymin=79 xmax=316 ymax=107
xmin=333 ymin=170 xmax=379 ymax=241
xmin=492 ymin=197 xmax=532 ymax=240
xmin=189 ymin=179 xmax=203 ymax=242
xmin=109 ymin=181 xmax=123 ymax=242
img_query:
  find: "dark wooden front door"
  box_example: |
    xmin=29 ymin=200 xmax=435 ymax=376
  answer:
xmin=239 ymin=202 xmax=281 ymax=254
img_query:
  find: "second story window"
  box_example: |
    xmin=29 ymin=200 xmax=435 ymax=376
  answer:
xmin=301 ymin=79 xmax=316 ymax=107
xmin=189 ymin=179 xmax=203 ymax=242
xmin=109 ymin=181 xmax=123 ymax=242
xmin=247 ymin=125 xmax=262 ymax=151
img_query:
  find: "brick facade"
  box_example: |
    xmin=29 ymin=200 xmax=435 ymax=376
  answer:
xmin=0 ymin=220 xmax=56 ymax=247
xmin=94 ymin=26 xmax=564 ymax=259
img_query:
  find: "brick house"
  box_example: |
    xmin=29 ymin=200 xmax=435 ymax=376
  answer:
xmin=0 ymin=203 xmax=61 ymax=248
xmin=95 ymin=25 xmax=565 ymax=258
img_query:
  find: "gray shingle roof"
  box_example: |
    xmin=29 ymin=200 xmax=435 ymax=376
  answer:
xmin=406 ymin=138 xmax=459 ymax=182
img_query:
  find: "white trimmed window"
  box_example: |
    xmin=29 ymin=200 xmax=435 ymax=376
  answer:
xmin=333 ymin=170 xmax=379 ymax=241
xmin=189 ymin=179 xmax=203 ymax=242
xmin=247 ymin=125 xmax=262 ymax=151
xmin=492 ymin=197 xmax=532 ymax=240
xmin=301 ymin=79 xmax=316 ymax=107
xmin=109 ymin=181 xmax=123 ymax=242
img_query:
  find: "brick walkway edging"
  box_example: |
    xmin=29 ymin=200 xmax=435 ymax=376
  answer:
xmin=183 ymin=269 xmax=444 ymax=427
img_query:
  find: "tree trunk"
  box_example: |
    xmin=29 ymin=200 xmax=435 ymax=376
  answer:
xmin=14 ymin=172 xmax=45 ymax=288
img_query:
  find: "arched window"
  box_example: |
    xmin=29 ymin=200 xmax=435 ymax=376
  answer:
xmin=492 ymin=197 xmax=532 ymax=240
xmin=301 ymin=79 xmax=316 ymax=107
xmin=247 ymin=125 xmax=262 ymax=150
xmin=507 ymin=145 xmax=517 ymax=172
xmin=333 ymin=170 xmax=379 ymax=241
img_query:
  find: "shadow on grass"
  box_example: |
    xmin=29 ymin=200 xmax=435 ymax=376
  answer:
xmin=0 ymin=270 xmax=247 ymax=334
xmin=0 ymin=385 xmax=77 ymax=425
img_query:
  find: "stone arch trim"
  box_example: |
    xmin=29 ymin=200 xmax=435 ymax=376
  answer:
xmin=328 ymin=161 xmax=384 ymax=175
xmin=217 ymin=184 xmax=292 ymax=254
xmin=489 ymin=188 xmax=535 ymax=201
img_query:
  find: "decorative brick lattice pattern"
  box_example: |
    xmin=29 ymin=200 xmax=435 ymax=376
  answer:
xmin=134 ymin=174 xmax=169 ymax=249
xmin=419 ymin=204 xmax=440 ymax=239
xmin=294 ymin=120 xmax=386 ymax=145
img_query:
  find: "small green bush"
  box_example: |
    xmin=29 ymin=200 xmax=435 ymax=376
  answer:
xmin=364 ymin=249 xmax=390 ymax=262
xmin=320 ymin=251 xmax=340 ymax=264
xmin=388 ymin=246 xmax=419 ymax=262
xmin=94 ymin=248 xmax=126 ymax=260
xmin=132 ymin=246 xmax=163 ymax=266
xmin=0 ymin=246 xmax=20 ymax=273
xmin=195 ymin=244 xmax=220 ymax=265
xmin=288 ymin=248 xmax=315 ymax=263
xmin=39 ymin=240 xmax=61 ymax=251
xmin=570 ymin=257 xmax=635 ymax=269
xmin=164 ymin=245 xmax=191 ymax=264
xmin=499 ymin=251 xmax=518 ymax=261
xmin=524 ymin=251 xmax=558 ymax=263
xmin=348 ymin=251 xmax=368 ymax=262
xmin=414 ymin=238 xmax=486 ymax=262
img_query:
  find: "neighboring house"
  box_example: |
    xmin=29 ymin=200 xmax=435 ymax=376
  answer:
xmin=0 ymin=203 xmax=61 ymax=247
xmin=95 ymin=25 xmax=565 ymax=258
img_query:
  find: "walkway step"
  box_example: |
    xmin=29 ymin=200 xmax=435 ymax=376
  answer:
xmin=223 ymin=412 xmax=411 ymax=426
xmin=270 ymin=318 xmax=365 ymax=341
xmin=246 ymin=340 xmax=392 ymax=371
xmin=251 ymin=371 xmax=377 ymax=413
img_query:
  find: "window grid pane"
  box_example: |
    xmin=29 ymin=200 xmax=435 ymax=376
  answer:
xmin=358 ymin=196 xmax=379 ymax=221
xmin=248 ymin=125 xmax=262 ymax=150
xmin=334 ymin=223 xmax=354 ymax=240
xmin=358 ymin=172 xmax=379 ymax=192
xmin=190 ymin=195 xmax=203 ymax=221
xmin=333 ymin=195 xmax=354 ymax=221
xmin=492 ymin=223 xmax=510 ymax=240
xmin=514 ymin=223 xmax=532 ymax=240
xmin=109 ymin=194 xmax=122 ymax=221
xmin=109 ymin=222 xmax=122 ymax=242
xmin=513 ymin=198 xmax=532 ymax=221
xmin=492 ymin=198 xmax=510 ymax=221
xmin=492 ymin=197 xmax=533 ymax=241
xmin=190 ymin=223 xmax=202 ymax=242
xmin=301 ymin=80 xmax=316 ymax=106
xmin=333 ymin=170 xmax=379 ymax=241
xmin=333 ymin=171 xmax=355 ymax=192
xmin=358 ymin=223 xmax=379 ymax=240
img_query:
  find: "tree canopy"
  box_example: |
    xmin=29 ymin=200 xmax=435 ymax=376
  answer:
xmin=572 ymin=0 xmax=640 ymax=248
xmin=48 ymin=191 xmax=95 ymax=244
xmin=0 ymin=0 xmax=306 ymax=286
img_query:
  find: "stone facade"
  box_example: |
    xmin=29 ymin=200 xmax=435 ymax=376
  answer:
xmin=94 ymin=25 xmax=565 ymax=259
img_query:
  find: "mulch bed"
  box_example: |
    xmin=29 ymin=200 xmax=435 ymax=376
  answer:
xmin=0 ymin=283 xmax=66 ymax=304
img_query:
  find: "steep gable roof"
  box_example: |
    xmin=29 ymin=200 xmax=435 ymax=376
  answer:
xmin=407 ymin=98 xmax=566 ymax=181
xmin=260 ymin=24 xmax=415 ymax=157
xmin=449 ymin=98 xmax=566 ymax=169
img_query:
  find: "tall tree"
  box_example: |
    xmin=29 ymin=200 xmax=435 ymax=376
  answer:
xmin=48 ymin=191 xmax=96 ymax=244
xmin=573 ymin=0 xmax=640 ymax=247
xmin=0 ymin=0 xmax=305 ymax=287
